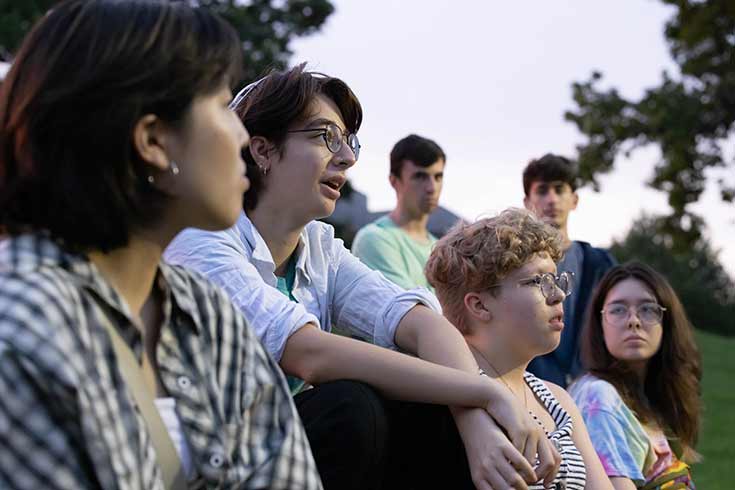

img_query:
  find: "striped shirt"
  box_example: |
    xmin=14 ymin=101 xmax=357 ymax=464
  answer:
xmin=525 ymin=372 xmax=587 ymax=490
xmin=0 ymin=234 xmax=322 ymax=489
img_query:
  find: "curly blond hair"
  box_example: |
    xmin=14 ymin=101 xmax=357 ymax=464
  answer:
xmin=425 ymin=208 xmax=562 ymax=333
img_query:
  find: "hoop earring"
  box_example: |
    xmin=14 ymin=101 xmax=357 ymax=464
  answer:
xmin=147 ymin=175 xmax=155 ymax=184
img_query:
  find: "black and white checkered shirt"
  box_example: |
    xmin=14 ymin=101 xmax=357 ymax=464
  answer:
xmin=0 ymin=234 xmax=322 ymax=489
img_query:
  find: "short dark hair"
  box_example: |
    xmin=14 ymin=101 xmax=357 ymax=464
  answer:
xmin=390 ymin=134 xmax=446 ymax=178
xmin=580 ymin=262 xmax=702 ymax=462
xmin=522 ymin=153 xmax=578 ymax=196
xmin=0 ymin=0 xmax=242 ymax=252
xmin=233 ymin=63 xmax=363 ymax=212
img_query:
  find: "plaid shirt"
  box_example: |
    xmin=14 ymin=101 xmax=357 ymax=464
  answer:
xmin=0 ymin=234 xmax=322 ymax=490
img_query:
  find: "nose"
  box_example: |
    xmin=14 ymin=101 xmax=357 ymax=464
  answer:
xmin=334 ymin=139 xmax=357 ymax=169
xmin=626 ymin=308 xmax=642 ymax=329
xmin=425 ymin=178 xmax=437 ymax=194
xmin=546 ymin=283 xmax=566 ymax=305
xmin=232 ymin=110 xmax=250 ymax=149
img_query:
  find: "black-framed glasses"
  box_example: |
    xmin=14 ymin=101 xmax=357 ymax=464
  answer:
xmin=287 ymin=123 xmax=361 ymax=161
xmin=601 ymin=302 xmax=666 ymax=327
xmin=488 ymin=271 xmax=574 ymax=299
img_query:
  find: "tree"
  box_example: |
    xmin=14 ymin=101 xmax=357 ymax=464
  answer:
xmin=197 ymin=0 xmax=334 ymax=83
xmin=0 ymin=1 xmax=57 ymax=59
xmin=565 ymin=0 xmax=735 ymax=252
xmin=0 ymin=0 xmax=335 ymax=83
xmin=610 ymin=214 xmax=735 ymax=336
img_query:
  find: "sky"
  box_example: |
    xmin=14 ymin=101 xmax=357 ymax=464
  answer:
xmin=290 ymin=1 xmax=735 ymax=276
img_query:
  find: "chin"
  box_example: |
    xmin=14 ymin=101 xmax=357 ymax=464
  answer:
xmin=539 ymin=335 xmax=562 ymax=356
xmin=310 ymin=200 xmax=336 ymax=221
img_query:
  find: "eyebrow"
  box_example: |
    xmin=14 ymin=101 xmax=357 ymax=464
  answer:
xmin=606 ymin=298 xmax=656 ymax=305
xmin=304 ymin=117 xmax=343 ymax=130
xmin=516 ymin=266 xmax=555 ymax=280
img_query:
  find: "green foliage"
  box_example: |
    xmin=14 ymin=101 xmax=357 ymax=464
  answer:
xmin=0 ymin=0 xmax=57 ymax=58
xmin=195 ymin=0 xmax=334 ymax=83
xmin=692 ymin=330 xmax=735 ymax=490
xmin=0 ymin=0 xmax=335 ymax=83
xmin=610 ymin=214 xmax=735 ymax=336
xmin=566 ymin=0 xmax=735 ymax=249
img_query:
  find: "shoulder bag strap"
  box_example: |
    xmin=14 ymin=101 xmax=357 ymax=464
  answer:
xmin=101 ymin=318 xmax=188 ymax=490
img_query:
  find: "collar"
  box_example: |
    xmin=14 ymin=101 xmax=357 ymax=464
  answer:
xmin=1 ymin=233 xmax=200 ymax=334
xmin=236 ymin=212 xmax=312 ymax=285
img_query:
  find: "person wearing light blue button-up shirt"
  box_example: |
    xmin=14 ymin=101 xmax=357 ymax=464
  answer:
xmin=165 ymin=65 xmax=562 ymax=490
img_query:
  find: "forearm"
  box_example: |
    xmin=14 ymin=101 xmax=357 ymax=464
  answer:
xmin=394 ymin=304 xmax=479 ymax=373
xmin=281 ymin=324 xmax=495 ymax=408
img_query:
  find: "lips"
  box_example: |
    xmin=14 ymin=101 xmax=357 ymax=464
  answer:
xmin=319 ymin=174 xmax=346 ymax=200
xmin=321 ymin=174 xmax=346 ymax=191
xmin=549 ymin=312 xmax=564 ymax=331
xmin=625 ymin=335 xmax=646 ymax=343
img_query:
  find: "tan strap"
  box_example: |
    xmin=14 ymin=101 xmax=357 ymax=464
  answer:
xmin=102 ymin=320 xmax=188 ymax=490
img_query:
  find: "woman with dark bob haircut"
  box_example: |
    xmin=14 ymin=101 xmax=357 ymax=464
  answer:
xmin=570 ymin=262 xmax=701 ymax=489
xmin=166 ymin=64 xmax=561 ymax=490
xmin=0 ymin=1 xmax=321 ymax=489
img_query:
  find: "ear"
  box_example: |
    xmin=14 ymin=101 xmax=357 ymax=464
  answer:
xmin=523 ymin=195 xmax=531 ymax=210
xmin=464 ymin=291 xmax=493 ymax=323
xmin=248 ymin=135 xmax=275 ymax=170
xmin=571 ymin=191 xmax=579 ymax=210
xmin=389 ymin=173 xmax=400 ymax=191
xmin=132 ymin=114 xmax=171 ymax=173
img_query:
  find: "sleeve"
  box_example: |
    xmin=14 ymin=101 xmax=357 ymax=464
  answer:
xmin=573 ymin=382 xmax=647 ymax=484
xmin=207 ymin=288 xmax=323 ymax=490
xmin=330 ymin=238 xmax=442 ymax=349
xmin=352 ymin=227 xmax=415 ymax=290
xmin=0 ymin=345 xmax=95 ymax=489
xmin=165 ymin=230 xmax=319 ymax=362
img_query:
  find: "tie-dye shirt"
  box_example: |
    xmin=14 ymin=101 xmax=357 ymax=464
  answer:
xmin=570 ymin=374 xmax=694 ymax=489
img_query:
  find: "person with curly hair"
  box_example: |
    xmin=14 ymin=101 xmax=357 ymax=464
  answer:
xmin=569 ymin=263 xmax=701 ymax=489
xmin=426 ymin=208 xmax=614 ymax=490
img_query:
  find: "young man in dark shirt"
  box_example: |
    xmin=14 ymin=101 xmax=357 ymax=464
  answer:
xmin=523 ymin=154 xmax=616 ymax=387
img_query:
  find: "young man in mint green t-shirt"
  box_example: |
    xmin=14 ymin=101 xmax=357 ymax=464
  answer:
xmin=353 ymin=134 xmax=445 ymax=290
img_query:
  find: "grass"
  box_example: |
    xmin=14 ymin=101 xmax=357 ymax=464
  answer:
xmin=691 ymin=330 xmax=734 ymax=489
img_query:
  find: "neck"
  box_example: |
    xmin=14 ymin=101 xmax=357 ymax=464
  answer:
xmin=88 ymin=231 xmax=165 ymax=321
xmin=249 ymin=205 xmax=303 ymax=275
xmin=466 ymin=337 xmax=528 ymax=388
xmin=388 ymin=205 xmax=431 ymax=240
xmin=629 ymin=360 xmax=648 ymax=384
xmin=558 ymin=224 xmax=572 ymax=251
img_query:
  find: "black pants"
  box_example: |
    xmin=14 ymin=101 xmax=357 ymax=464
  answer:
xmin=294 ymin=380 xmax=475 ymax=490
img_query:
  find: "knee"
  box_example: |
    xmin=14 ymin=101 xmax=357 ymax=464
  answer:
xmin=317 ymin=380 xmax=388 ymax=453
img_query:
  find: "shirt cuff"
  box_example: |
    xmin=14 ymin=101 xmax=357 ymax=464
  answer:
xmin=264 ymin=311 xmax=321 ymax=362
xmin=373 ymin=288 xmax=442 ymax=349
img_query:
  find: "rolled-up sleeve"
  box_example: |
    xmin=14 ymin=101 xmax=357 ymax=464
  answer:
xmin=330 ymin=240 xmax=441 ymax=349
xmin=165 ymin=230 xmax=319 ymax=361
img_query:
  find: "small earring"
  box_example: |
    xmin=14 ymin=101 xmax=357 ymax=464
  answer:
xmin=147 ymin=175 xmax=155 ymax=184
xmin=170 ymin=160 xmax=180 ymax=176
xmin=260 ymin=165 xmax=268 ymax=176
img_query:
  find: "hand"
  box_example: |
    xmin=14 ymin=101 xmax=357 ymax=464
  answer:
xmin=453 ymin=408 xmax=538 ymax=489
xmin=485 ymin=387 xmax=562 ymax=486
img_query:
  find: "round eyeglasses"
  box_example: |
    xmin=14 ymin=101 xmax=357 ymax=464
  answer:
xmin=287 ymin=123 xmax=361 ymax=161
xmin=488 ymin=271 xmax=574 ymax=299
xmin=601 ymin=302 xmax=666 ymax=327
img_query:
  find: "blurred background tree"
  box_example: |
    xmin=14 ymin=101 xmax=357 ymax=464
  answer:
xmin=0 ymin=0 xmax=335 ymax=83
xmin=610 ymin=214 xmax=735 ymax=336
xmin=566 ymin=0 xmax=735 ymax=253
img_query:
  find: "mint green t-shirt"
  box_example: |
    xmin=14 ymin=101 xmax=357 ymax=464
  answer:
xmin=352 ymin=215 xmax=437 ymax=290
xmin=274 ymin=255 xmax=305 ymax=394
